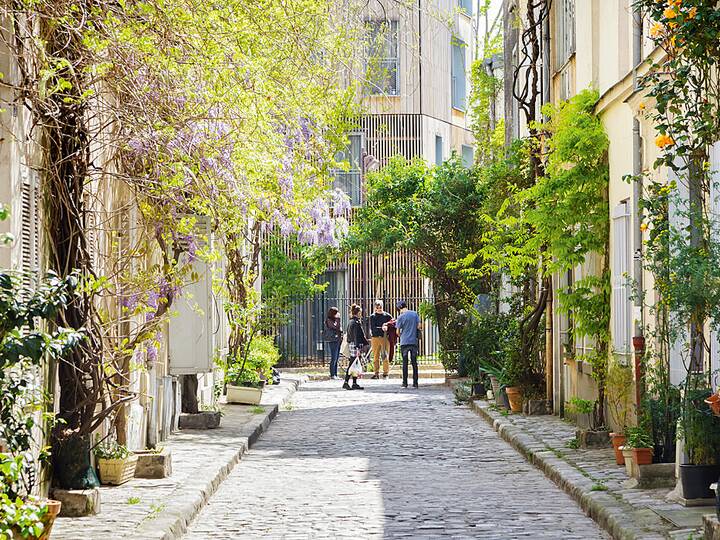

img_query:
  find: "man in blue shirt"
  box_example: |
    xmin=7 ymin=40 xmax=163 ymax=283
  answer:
xmin=395 ymin=300 xmax=421 ymax=388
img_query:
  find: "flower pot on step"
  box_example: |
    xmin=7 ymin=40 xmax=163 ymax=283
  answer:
xmin=505 ymin=386 xmax=523 ymax=413
xmin=39 ymin=499 xmax=62 ymax=540
xmin=226 ymin=384 xmax=263 ymax=405
xmin=610 ymin=433 xmax=626 ymax=465
xmin=97 ymin=454 xmax=138 ymax=485
xmin=632 ymin=447 xmax=653 ymax=466
xmin=620 ymin=446 xmax=634 ymax=476
xmin=489 ymin=376 xmax=500 ymax=404
xmin=679 ymin=464 xmax=720 ymax=500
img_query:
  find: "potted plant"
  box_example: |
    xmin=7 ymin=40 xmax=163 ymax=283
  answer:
xmin=226 ymin=335 xmax=278 ymax=405
xmin=567 ymin=397 xmax=610 ymax=448
xmin=625 ymin=426 xmax=654 ymax=467
xmin=679 ymin=388 xmax=720 ymax=500
xmin=0 ymin=453 xmax=61 ymax=540
xmin=607 ymin=363 xmax=633 ymax=465
xmin=94 ymin=439 xmax=137 ymax=486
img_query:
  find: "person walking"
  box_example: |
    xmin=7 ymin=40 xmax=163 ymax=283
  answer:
xmin=323 ymin=307 xmax=342 ymax=379
xmin=368 ymin=300 xmax=392 ymax=379
xmin=395 ymin=300 xmax=421 ymax=388
xmin=343 ymin=304 xmax=368 ymax=390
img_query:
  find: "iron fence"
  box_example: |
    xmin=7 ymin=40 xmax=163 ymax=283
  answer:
xmin=274 ymin=295 xmax=439 ymax=368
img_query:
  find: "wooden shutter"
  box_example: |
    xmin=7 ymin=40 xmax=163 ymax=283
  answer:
xmin=612 ymin=201 xmax=631 ymax=354
xmin=19 ymin=173 xmax=39 ymax=289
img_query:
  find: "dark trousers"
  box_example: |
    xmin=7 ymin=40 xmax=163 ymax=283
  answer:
xmin=327 ymin=341 xmax=340 ymax=377
xmin=401 ymin=344 xmax=418 ymax=386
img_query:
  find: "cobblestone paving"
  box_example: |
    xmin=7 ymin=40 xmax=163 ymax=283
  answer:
xmin=184 ymin=380 xmax=608 ymax=539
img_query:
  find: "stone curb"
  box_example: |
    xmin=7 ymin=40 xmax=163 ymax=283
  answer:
xmin=469 ymin=400 xmax=672 ymax=540
xmin=134 ymin=376 xmax=305 ymax=540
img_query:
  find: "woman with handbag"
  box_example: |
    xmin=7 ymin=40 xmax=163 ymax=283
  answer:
xmin=323 ymin=307 xmax=342 ymax=379
xmin=343 ymin=304 xmax=367 ymax=390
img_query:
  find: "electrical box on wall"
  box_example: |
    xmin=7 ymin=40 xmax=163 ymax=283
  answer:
xmin=169 ymin=217 xmax=214 ymax=375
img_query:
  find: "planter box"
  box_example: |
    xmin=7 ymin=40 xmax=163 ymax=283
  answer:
xmin=227 ymin=384 xmax=263 ymax=405
xmin=631 ymin=463 xmax=676 ymax=488
xmin=680 ymin=463 xmax=720 ymax=500
xmin=576 ymin=429 xmax=610 ymax=449
xmin=134 ymin=448 xmax=172 ymax=479
xmin=525 ymin=399 xmax=550 ymax=416
xmin=52 ymin=488 xmax=100 ymax=517
xmin=97 ymin=454 xmax=137 ymax=485
xmin=179 ymin=411 xmax=221 ymax=430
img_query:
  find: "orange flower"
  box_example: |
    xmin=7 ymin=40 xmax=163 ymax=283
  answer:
xmin=655 ymin=134 xmax=675 ymax=148
xmin=668 ymin=21 xmax=678 ymax=29
xmin=639 ymin=102 xmax=646 ymax=111
xmin=650 ymin=22 xmax=664 ymax=37
xmin=640 ymin=223 xmax=649 ymax=232
xmin=664 ymin=7 xmax=677 ymax=18
xmin=688 ymin=7 xmax=697 ymax=18
xmin=668 ymin=0 xmax=681 ymax=7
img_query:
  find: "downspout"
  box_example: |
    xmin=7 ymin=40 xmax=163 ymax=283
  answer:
xmin=418 ymin=0 xmax=422 ymax=117
xmin=632 ymin=6 xmax=645 ymax=410
xmin=542 ymin=10 xmax=553 ymax=407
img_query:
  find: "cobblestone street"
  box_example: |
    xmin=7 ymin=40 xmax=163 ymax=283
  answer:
xmin=184 ymin=380 xmax=607 ymax=539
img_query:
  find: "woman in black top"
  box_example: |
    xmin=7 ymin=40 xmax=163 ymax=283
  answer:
xmin=323 ymin=307 xmax=342 ymax=379
xmin=343 ymin=304 xmax=368 ymax=390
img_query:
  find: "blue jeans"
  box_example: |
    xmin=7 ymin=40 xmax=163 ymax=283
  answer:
xmin=401 ymin=344 xmax=419 ymax=386
xmin=327 ymin=341 xmax=340 ymax=377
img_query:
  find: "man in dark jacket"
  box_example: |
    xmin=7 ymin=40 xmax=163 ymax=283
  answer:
xmin=369 ymin=300 xmax=392 ymax=379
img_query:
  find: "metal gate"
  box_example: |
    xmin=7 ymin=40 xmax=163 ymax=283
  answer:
xmin=274 ymin=295 xmax=439 ymax=368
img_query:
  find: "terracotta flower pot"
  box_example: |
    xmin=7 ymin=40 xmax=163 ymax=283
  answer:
xmin=632 ymin=447 xmax=653 ymax=466
xmin=505 ymin=386 xmax=523 ymax=413
xmin=610 ymin=433 xmax=626 ymax=465
xmin=705 ymin=393 xmax=720 ymax=417
xmin=39 ymin=499 xmax=62 ymax=540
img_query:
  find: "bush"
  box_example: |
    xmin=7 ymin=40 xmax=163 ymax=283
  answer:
xmin=682 ymin=388 xmax=720 ymax=465
xmin=225 ymin=335 xmax=278 ymax=387
xmin=625 ymin=426 xmax=653 ymax=449
xmin=461 ymin=313 xmax=516 ymax=383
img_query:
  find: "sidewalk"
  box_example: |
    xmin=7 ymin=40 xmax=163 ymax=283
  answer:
xmin=52 ymin=376 xmax=304 ymax=540
xmin=470 ymin=400 xmax=711 ymax=539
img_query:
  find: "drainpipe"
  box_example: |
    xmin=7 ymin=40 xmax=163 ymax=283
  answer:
xmin=632 ymin=5 xmax=645 ymax=411
xmin=542 ymin=10 xmax=553 ymax=407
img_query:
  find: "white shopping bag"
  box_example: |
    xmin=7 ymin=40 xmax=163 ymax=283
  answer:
xmin=348 ymin=356 xmax=363 ymax=378
xmin=340 ymin=336 xmax=350 ymax=358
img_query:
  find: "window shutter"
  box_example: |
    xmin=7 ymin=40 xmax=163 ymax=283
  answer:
xmin=461 ymin=145 xmax=474 ymax=167
xmin=19 ymin=174 xmax=39 ymax=290
xmin=612 ymin=202 xmax=631 ymax=354
xmin=451 ymin=41 xmax=467 ymax=110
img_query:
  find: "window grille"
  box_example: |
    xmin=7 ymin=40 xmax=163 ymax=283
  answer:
xmin=365 ymin=20 xmax=400 ymax=96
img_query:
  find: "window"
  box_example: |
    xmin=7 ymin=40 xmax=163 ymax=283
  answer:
xmin=461 ymin=145 xmax=474 ymax=167
xmin=365 ymin=20 xmax=399 ymax=96
xmin=435 ymin=135 xmax=443 ymax=166
xmin=555 ymin=0 xmax=576 ymax=69
xmin=451 ymin=38 xmax=467 ymax=110
xmin=612 ymin=201 xmax=631 ymax=354
xmin=333 ymin=133 xmax=362 ymax=206
xmin=458 ymin=0 xmax=473 ymax=15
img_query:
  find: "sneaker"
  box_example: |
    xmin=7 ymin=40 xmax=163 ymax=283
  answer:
xmin=351 ymin=383 xmax=364 ymax=390
xmin=371 ymin=374 xmax=379 ymax=380
xmin=412 ymin=383 xmax=419 ymax=389
xmin=342 ymin=382 xmax=352 ymax=390
xmin=382 ymin=374 xmax=389 ymax=379
xmin=401 ymin=383 xmax=408 ymax=388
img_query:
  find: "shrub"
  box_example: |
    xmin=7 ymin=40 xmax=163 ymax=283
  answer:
xmin=225 ymin=335 xmax=278 ymax=387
